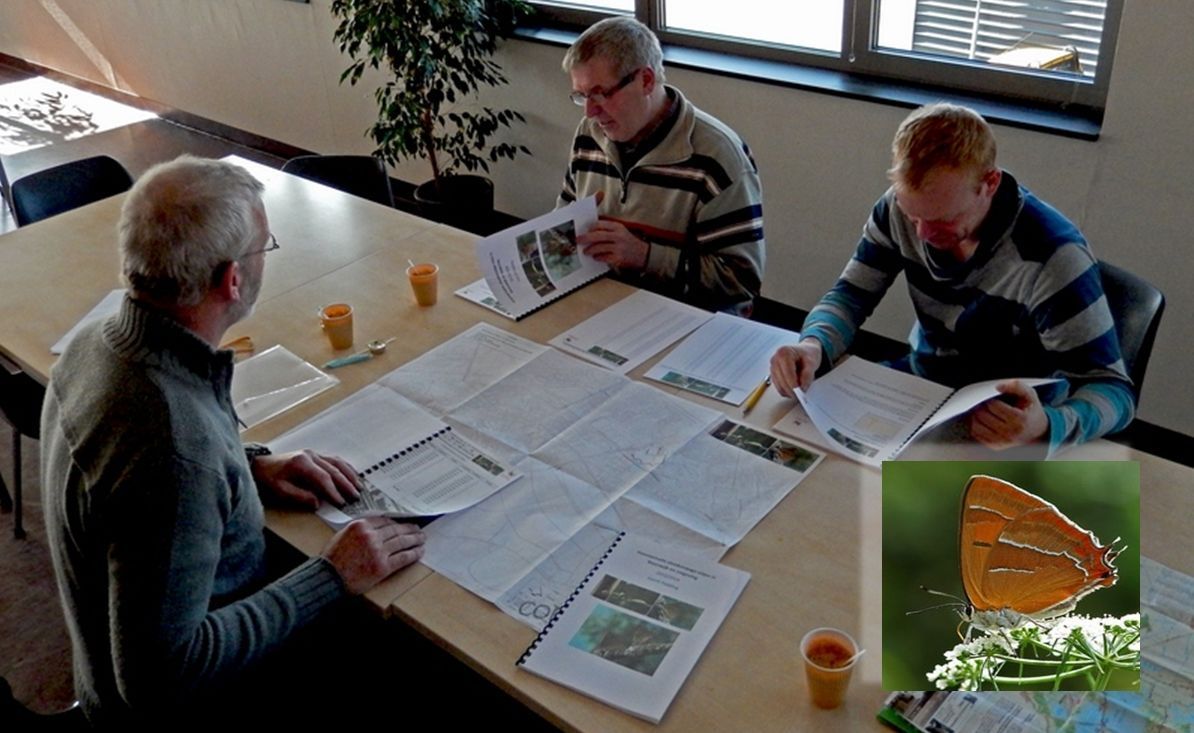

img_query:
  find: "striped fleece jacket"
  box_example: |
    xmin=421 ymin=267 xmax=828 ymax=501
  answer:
xmin=801 ymin=172 xmax=1135 ymax=456
xmin=558 ymin=86 xmax=765 ymax=315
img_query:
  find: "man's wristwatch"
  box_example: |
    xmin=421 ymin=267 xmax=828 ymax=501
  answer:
xmin=244 ymin=443 xmax=272 ymax=463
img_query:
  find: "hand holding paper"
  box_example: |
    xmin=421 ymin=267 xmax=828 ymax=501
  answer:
xmin=769 ymin=339 xmax=823 ymax=397
xmin=968 ymin=379 xmax=1050 ymax=449
xmin=578 ymin=219 xmax=650 ymax=270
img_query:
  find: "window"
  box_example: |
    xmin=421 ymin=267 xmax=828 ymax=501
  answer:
xmin=532 ymin=0 xmax=1120 ymax=117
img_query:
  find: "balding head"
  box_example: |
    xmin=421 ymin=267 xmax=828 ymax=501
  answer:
xmin=120 ymin=155 xmax=265 ymax=307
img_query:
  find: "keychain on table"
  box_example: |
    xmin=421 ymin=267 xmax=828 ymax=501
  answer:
xmin=323 ymin=337 xmax=396 ymax=369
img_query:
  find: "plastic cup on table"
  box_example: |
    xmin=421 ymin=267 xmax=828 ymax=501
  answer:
xmin=406 ymin=263 xmax=439 ymax=306
xmin=319 ymin=303 xmax=354 ymax=350
xmin=800 ymin=627 xmax=861 ymax=710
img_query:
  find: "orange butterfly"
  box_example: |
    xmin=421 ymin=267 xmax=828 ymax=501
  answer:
xmin=956 ymin=475 xmax=1122 ymax=635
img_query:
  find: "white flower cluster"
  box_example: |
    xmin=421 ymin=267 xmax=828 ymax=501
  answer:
xmin=927 ymin=633 xmax=1016 ymax=690
xmin=1037 ymin=613 xmax=1141 ymax=655
xmin=925 ymin=613 xmax=1140 ymax=691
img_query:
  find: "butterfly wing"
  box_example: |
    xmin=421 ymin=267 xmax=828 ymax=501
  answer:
xmin=958 ymin=475 xmax=1117 ymax=617
xmin=982 ymin=506 xmax=1118 ymax=616
xmin=960 ymin=475 xmax=1042 ymax=611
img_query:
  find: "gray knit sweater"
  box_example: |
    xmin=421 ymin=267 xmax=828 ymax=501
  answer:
xmin=41 ymin=296 xmax=345 ymax=725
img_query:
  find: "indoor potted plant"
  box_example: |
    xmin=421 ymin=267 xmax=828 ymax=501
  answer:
xmin=331 ymin=0 xmax=531 ymax=232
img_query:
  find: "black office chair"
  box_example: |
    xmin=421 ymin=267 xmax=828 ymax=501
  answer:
xmin=280 ymin=154 xmax=395 ymax=208
xmin=0 ymin=157 xmax=14 ymax=219
xmin=1 ymin=356 xmax=45 ymax=539
xmin=1098 ymin=260 xmax=1165 ymax=400
xmin=11 ymin=155 xmax=133 ymax=227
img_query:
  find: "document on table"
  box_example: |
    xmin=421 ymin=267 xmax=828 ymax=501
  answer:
xmin=230 ymin=345 xmax=338 ymax=430
xmin=379 ymin=322 xmax=547 ymax=416
xmin=270 ymin=383 xmax=520 ymax=524
xmin=373 ymin=323 xmax=823 ymax=630
xmin=774 ymin=356 xmax=1056 ymax=467
xmin=51 ymin=289 xmax=124 ymax=354
xmin=548 ymin=290 xmax=713 ymax=374
xmin=454 ymin=278 xmax=516 ymax=319
xmin=644 ymin=313 xmax=797 ymax=404
xmin=517 ymin=533 xmax=750 ymax=724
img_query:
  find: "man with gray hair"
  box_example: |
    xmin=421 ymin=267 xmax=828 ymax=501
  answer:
xmin=41 ymin=155 xmax=426 ymax=725
xmin=559 ymin=17 xmax=765 ymax=315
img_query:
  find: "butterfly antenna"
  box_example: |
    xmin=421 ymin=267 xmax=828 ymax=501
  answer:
xmin=907 ymin=585 xmax=968 ymax=616
xmin=919 ymin=585 xmax=967 ymax=604
xmin=905 ymin=601 xmax=960 ymax=616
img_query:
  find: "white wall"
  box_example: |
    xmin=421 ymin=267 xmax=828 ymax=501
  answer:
xmin=2 ymin=0 xmax=1191 ymax=435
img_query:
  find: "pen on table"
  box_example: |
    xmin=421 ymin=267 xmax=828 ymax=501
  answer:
xmin=323 ymin=337 xmax=397 ymax=369
xmin=742 ymin=376 xmax=770 ymax=415
xmin=219 ymin=335 xmax=254 ymax=356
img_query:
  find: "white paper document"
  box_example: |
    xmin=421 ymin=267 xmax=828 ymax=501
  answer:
xmin=230 ymin=345 xmax=339 ymax=430
xmin=548 ymin=290 xmax=713 ymax=374
xmin=269 ymin=382 xmax=520 ymax=523
xmin=475 ymin=196 xmax=604 ymax=319
xmin=51 ymin=289 xmax=124 ymax=354
xmin=377 ymin=324 xmax=822 ymax=632
xmin=517 ymin=533 xmax=750 ymax=724
xmin=454 ymin=278 xmax=517 ymax=319
xmin=645 ymin=313 xmax=797 ymax=404
xmin=379 ymin=322 xmax=547 ymax=416
xmin=775 ymin=356 xmax=1056 ymax=467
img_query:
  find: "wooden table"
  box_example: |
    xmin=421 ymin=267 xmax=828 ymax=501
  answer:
xmin=0 ymin=158 xmax=437 ymax=382
xmin=2 ymin=157 xmax=1188 ymax=732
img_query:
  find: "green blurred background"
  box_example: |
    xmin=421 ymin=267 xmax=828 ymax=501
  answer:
xmin=881 ymin=461 xmax=1140 ymax=690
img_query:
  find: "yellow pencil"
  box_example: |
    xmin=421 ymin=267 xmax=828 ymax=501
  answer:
xmin=742 ymin=376 xmax=770 ymax=415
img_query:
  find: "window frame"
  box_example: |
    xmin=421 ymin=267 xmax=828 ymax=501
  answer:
xmin=529 ymin=0 xmax=1121 ymax=125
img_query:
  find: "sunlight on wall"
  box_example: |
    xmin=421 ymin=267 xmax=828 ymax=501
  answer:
xmin=38 ymin=0 xmax=121 ymax=88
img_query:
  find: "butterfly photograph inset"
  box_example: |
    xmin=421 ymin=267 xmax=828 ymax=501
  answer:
xmin=881 ymin=461 xmax=1139 ymax=691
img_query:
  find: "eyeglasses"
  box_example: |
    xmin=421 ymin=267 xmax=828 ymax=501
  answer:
xmin=239 ymin=233 xmax=280 ymax=259
xmin=570 ymin=69 xmax=640 ymax=106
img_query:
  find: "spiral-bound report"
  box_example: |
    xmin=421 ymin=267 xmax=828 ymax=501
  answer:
xmin=469 ymin=195 xmax=607 ymax=321
xmin=779 ymin=356 xmax=1058 ymax=467
xmin=267 ymin=383 xmax=521 ymax=526
xmin=516 ymin=533 xmax=749 ymax=724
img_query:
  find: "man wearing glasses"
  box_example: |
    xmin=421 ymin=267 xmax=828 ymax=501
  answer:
xmin=560 ymin=17 xmax=765 ymax=316
xmin=41 ymin=156 xmax=425 ymax=725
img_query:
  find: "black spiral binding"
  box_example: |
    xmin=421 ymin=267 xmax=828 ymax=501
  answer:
xmin=508 ymin=271 xmax=608 ymax=321
xmin=357 ymin=425 xmax=453 ymax=480
xmin=891 ymin=392 xmax=952 ymax=460
xmin=516 ymin=530 xmax=627 ymax=667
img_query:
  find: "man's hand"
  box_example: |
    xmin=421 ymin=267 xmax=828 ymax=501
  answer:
xmin=251 ymin=449 xmax=362 ymax=509
xmin=578 ymin=220 xmax=650 ymax=270
xmin=968 ymin=380 xmax=1050 ymax=450
xmin=321 ymin=518 xmax=425 ymax=595
xmin=770 ymin=340 xmax=823 ymax=398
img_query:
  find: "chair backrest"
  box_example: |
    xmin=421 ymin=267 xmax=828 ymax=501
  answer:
xmin=11 ymin=155 xmax=134 ymax=227
xmin=281 ymin=154 xmax=395 ymax=208
xmin=1098 ymin=260 xmax=1165 ymax=399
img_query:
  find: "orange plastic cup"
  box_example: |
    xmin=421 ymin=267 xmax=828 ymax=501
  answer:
xmin=800 ymin=627 xmax=860 ymax=709
xmin=319 ymin=303 xmax=354 ymax=350
xmin=407 ymin=263 xmax=439 ymax=306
